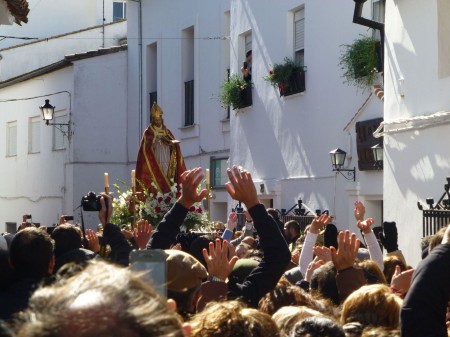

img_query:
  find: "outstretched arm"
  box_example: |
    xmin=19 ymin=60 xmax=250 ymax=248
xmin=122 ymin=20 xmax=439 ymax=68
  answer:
xmin=225 ymin=166 xmax=291 ymax=307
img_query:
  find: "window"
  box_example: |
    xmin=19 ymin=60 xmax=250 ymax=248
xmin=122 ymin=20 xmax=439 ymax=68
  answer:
xmin=294 ymin=9 xmax=305 ymax=66
xmin=28 ymin=116 xmax=40 ymax=154
xmin=244 ymin=33 xmax=252 ymax=54
xmin=372 ymin=0 xmax=385 ymax=40
xmin=211 ymin=157 xmax=228 ymax=188
xmin=184 ymin=80 xmax=194 ymax=126
xmin=6 ymin=121 xmax=17 ymax=157
xmin=5 ymin=222 xmax=17 ymax=234
xmin=53 ymin=113 xmax=69 ymax=150
xmin=149 ymin=91 xmax=157 ymax=115
xmin=113 ymin=1 xmax=126 ymax=22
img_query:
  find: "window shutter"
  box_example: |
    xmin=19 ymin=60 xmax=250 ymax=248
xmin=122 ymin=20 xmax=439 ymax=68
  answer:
xmin=294 ymin=10 xmax=305 ymax=52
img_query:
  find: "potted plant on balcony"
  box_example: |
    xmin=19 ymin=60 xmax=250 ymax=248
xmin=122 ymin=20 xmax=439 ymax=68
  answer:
xmin=339 ymin=35 xmax=382 ymax=91
xmin=218 ymin=74 xmax=252 ymax=111
xmin=264 ymin=57 xmax=306 ymax=97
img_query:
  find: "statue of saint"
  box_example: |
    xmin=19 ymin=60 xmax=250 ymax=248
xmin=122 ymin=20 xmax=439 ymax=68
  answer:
xmin=135 ymin=103 xmax=186 ymax=195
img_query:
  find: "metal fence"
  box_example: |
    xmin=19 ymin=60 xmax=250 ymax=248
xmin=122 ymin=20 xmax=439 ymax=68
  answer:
xmin=422 ymin=210 xmax=450 ymax=237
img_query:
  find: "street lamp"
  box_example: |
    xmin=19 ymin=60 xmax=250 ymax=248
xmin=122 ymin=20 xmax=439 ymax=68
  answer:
xmin=39 ymin=99 xmax=56 ymax=125
xmin=39 ymin=99 xmax=71 ymax=138
xmin=329 ymin=148 xmax=356 ymax=181
xmin=371 ymin=143 xmax=383 ymax=169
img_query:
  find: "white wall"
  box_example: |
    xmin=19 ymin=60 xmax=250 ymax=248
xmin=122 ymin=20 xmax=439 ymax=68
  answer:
xmin=0 ymin=0 xmax=118 ymax=49
xmin=0 ymin=67 xmax=73 ymax=229
xmin=0 ymin=21 xmax=127 ymax=82
xmin=0 ymin=49 xmax=129 ymax=232
xmin=384 ymin=0 xmax=450 ymax=266
xmin=127 ymin=0 xmax=231 ymax=222
xmin=229 ymin=0 xmax=373 ymax=229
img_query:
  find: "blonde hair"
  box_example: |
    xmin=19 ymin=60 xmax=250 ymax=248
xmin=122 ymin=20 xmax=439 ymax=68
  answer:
xmin=272 ymin=306 xmax=324 ymax=337
xmin=341 ymin=284 xmax=402 ymax=329
xmin=189 ymin=300 xmax=280 ymax=337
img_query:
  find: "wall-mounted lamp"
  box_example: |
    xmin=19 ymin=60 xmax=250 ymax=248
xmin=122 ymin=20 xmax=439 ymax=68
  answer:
xmin=39 ymin=99 xmax=71 ymax=139
xmin=329 ymin=148 xmax=356 ymax=181
xmin=371 ymin=143 xmax=383 ymax=169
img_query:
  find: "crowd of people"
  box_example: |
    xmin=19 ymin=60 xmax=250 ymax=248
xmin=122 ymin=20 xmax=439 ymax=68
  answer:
xmin=0 ymin=166 xmax=449 ymax=337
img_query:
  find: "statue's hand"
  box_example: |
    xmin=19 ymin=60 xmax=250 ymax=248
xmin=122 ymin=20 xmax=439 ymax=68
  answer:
xmin=178 ymin=168 xmax=208 ymax=209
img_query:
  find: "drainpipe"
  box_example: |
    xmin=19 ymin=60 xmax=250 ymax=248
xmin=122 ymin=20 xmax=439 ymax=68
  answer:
xmin=352 ymin=0 xmax=385 ymax=72
xmin=102 ymin=0 xmax=105 ymax=48
xmin=138 ymin=0 xmax=143 ymax=139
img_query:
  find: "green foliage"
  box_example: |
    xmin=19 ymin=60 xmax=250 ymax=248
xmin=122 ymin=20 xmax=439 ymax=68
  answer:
xmin=264 ymin=57 xmax=304 ymax=89
xmin=218 ymin=74 xmax=249 ymax=110
xmin=339 ymin=36 xmax=380 ymax=91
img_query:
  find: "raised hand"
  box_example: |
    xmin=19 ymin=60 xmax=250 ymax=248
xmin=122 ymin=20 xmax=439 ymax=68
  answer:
xmin=313 ymin=245 xmax=332 ymax=262
xmin=330 ymin=230 xmax=360 ymax=271
xmin=86 ymin=229 xmax=100 ymax=253
xmin=178 ymin=168 xmax=208 ymax=209
xmin=202 ymin=239 xmax=238 ymax=281
xmin=390 ymin=265 xmax=414 ymax=297
xmin=225 ymin=166 xmax=259 ymax=209
xmin=309 ymin=214 xmax=332 ymax=234
xmin=134 ymin=219 xmax=153 ymax=250
xmin=357 ymin=218 xmax=375 ymax=234
xmin=170 ymin=243 xmax=182 ymax=250
xmin=227 ymin=212 xmax=238 ymax=230
xmin=354 ymin=201 xmax=366 ymax=222
xmin=305 ymin=259 xmax=325 ymax=283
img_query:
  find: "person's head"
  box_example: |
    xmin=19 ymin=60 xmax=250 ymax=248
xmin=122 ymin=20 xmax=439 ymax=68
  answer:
xmin=291 ymin=317 xmax=345 ymax=337
xmin=9 ymin=227 xmax=54 ymax=278
xmin=165 ymin=249 xmax=208 ymax=316
xmin=246 ymin=49 xmax=252 ymax=64
xmin=310 ymin=261 xmax=340 ymax=305
xmin=242 ymin=236 xmax=256 ymax=247
xmin=429 ymin=226 xmax=447 ymax=252
xmin=358 ymin=260 xmax=387 ymax=284
xmin=383 ymin=256 xmax=407 ymax=284
xmin=14 ymin=260 xmax=185 ymax=337
xmin=272 ymin=306 xmax=324 ymax=337
xmin=341 ymin=284 xmax=402 ymax=329
xmin=189 ymin=300 xmax=280 ymax=337
xmin=284 ymin=220 xmax=301 ymax=243
xmin=259 ymin=284 xmax=316 ymax=315
xmin=189 ymin=235 xmax=216 ymax=268
xmin=51 ymin=224 xmax=82 ymax=257
xmin=151 ymin=103 xmax=164 ymax=128
xmin=235 ymin=242 xmax=251 ymax=259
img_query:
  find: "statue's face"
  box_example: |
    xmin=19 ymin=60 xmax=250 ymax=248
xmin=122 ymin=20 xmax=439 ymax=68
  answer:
xmin=153 ymin=115 xmax=163 ymax=127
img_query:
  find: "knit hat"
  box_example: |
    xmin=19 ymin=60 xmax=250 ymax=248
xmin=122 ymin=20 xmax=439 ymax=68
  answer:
xmin=229 ymin=258 xmax=259 ymax=283
xmin=165 ymin=249 xmax=208 ymax=292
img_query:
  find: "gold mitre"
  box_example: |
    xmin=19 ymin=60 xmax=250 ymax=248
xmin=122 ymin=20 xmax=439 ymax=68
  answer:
xmin=151 ymin=102 xmax=163 ymax=119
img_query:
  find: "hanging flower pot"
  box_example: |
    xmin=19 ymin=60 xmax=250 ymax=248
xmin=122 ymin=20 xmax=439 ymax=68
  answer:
xmin=218 ymin=74 xmax=252 ymax=110
xmin=264 ymin=57 xmax=306 ymax=97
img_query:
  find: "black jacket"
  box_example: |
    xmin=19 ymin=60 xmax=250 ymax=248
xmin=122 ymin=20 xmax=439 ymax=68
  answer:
xmin=401 ymin=243 xmax=450 ymax=337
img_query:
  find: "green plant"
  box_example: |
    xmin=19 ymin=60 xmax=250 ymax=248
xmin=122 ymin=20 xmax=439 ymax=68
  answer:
xmin=339 ymin=36 xmax=381 ymax=91
xmin=264 ymin=57 xmax=304 ymax=91
xmin=218 ymin=74 xmax=250 ymax=110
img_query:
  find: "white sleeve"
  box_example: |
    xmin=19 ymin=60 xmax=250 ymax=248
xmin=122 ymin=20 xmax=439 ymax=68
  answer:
xmin=364 ymin=230 xmax=384 ymax=271
xmin=299 ymin=232 xmax=318 ymax=276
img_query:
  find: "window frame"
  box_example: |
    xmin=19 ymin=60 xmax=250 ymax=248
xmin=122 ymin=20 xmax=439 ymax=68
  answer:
xmin=28 ymin=116 xmax=41 ymax=154
xmin=210 ymin=156 xmax=229 ymax=189
xmin=6 ymin=121 xmax=17 ymax=157
xmin=294 ymin=8 xmax=305 ymax=66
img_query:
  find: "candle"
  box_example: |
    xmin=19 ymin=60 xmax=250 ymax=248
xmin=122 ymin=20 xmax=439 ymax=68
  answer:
xmin=104 ymin=172 xmax=109 ymax=188
xmin=131 ymin=170 xmax=136 ymax=188
xmin=205 ymin=169 xmax=210 ymax=185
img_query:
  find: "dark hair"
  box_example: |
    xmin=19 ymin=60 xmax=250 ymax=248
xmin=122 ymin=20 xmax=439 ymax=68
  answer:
xmin=189 ymin=235 xmax=216 ymax=268
xmin=310 ymin=262 xmax=340 ymax=305
xmin=51 ymin=224 xmax=82 ymax=257
xmin=246 ymin=50 xmax=252 ymax=58
xmin=285 ymin=220 xmax=301 ymax=234
xmin=9 ymin=227 xmax=54 ymax=278
xmin=291 ymin=317 xmax=345 ymax=337
xmin=267 ymin=208 xmax=284 ymax=232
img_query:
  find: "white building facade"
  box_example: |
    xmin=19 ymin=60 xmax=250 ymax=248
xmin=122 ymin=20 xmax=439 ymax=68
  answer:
xmin=127 ymin=0 xmax=385 ymax=231
xmin=0 ymin=46 xmax=128 ymax=231
xmin=383 ymin=0 xmax=450 ymax=265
